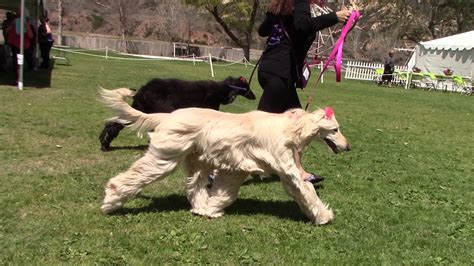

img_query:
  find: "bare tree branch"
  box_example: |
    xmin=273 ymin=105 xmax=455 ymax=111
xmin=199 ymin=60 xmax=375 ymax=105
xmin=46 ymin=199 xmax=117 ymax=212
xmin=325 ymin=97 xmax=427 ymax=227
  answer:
xmin=207 ymin=5 xmax=244 ymax=48
xmin=92 ymin=0 xmax=110 ymax=8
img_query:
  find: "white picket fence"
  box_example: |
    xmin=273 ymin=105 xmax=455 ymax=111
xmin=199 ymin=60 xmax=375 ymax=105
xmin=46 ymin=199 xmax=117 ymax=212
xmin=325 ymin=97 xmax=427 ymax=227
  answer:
xmin=344 ymin=61 xmax=408 ymax=83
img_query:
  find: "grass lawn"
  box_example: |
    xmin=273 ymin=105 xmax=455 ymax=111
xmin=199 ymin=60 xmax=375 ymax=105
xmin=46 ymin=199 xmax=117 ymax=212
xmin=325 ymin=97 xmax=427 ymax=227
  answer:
xmin=0 ymin=50 xmax=472 ymax=264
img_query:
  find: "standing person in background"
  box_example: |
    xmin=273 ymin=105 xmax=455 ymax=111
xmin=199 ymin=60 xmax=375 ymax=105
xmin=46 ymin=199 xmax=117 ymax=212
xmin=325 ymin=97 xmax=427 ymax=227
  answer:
xmin=381 ymin=51 xmax=395 ymax=86
xmin=6 ymin=10 xmax=33 ymax=85
xmin=2 ymin=12 xmax=15 ymax=44
xmin=257 ymin=0 xmax=351 ymax=183
xmin=25 ymin=16 xmax=36 ymax=71
xmin=1 ymin=12 xmax=15 ymax=72
xmin=38 ymin=15 xmax=54 ymax=69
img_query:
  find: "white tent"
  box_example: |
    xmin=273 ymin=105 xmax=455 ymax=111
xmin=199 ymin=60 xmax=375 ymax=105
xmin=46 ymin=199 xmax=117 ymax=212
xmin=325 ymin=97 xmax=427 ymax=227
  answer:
xmin=407 ymin=31 xmax=474 ymax=78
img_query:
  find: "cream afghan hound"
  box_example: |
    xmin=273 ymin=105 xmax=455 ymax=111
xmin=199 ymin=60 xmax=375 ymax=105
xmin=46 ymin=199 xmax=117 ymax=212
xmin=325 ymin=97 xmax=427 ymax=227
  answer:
xmin=99 ymin=88 xmax=351 ymax=225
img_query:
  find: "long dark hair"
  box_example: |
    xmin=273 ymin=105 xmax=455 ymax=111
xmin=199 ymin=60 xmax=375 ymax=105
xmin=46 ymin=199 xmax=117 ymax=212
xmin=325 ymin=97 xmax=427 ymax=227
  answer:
xmin=267 ymin=0 xmax=295 ymax=15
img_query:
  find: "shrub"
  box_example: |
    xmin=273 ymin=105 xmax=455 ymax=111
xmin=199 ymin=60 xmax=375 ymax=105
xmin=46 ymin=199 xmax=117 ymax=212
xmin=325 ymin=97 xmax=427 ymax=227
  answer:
xmin=89 ymin=14 xmax=104 ymax=31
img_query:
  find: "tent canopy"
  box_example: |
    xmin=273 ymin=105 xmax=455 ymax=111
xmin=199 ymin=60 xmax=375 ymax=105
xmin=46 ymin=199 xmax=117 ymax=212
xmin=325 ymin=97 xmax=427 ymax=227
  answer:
xmin=420 ymin=31 xmax=474 ymax=51
xmin=408 ymin=31 xmax=474 ymax=78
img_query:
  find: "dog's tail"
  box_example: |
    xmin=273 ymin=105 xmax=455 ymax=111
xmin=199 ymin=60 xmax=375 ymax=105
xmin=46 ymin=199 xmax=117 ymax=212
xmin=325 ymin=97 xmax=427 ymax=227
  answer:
xmin=99 ymin=87 xmax=166 ymax=137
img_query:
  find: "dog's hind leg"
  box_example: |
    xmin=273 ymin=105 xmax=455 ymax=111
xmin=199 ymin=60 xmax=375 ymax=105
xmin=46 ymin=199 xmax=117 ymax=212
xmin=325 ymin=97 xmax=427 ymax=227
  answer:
xmin=279 ymin=167 xmax=334 ymax=225
xmin=101 ymin=152 xmax=180 ymax=214
xmin=99 ymin=121 xmax=125 ymax=151
xmin=184 ymin=155 xmax=213 ymax=216
xmin=203 ymin=171 xmax=246 ymax=218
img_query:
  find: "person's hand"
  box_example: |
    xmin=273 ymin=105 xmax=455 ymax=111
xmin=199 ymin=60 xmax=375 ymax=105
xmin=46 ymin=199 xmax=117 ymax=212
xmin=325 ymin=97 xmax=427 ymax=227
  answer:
xmin=336 ymin=7 xmax=351 ymax=23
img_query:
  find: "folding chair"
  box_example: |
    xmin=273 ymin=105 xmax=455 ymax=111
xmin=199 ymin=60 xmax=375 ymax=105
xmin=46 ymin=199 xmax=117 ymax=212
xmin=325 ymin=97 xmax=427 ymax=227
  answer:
xmin=410 ymin=73 xmax=424 ymax=89
xmin=463 ymin=78 xmax=473 ymax=96
xmin=455 ymin=76 xmax=473 ymax=95
xmin=397 ymin=70 xmax=412 ymax=87
xmin=423 ymin=72 xmax=438 ymax=91
xmin=373 ymin=68 xmax=384 ymax=85
xmin=435 ymin=74 xmax=455 ymax=92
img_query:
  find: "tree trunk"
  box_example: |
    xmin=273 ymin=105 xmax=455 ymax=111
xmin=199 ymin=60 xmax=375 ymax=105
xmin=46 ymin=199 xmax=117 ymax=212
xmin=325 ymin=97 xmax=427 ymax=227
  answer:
xmin=244 ymin=0 xmax=260 ymax=61
xmin=58 ymin=0 xmax=63 ymax=45
xmin=243 ymin=45 xmax=250 ymax=62
xmin=456 ymin=12 xmax=464 ymax=33
xmin=116 ymin=0 xmax=127 ymax=52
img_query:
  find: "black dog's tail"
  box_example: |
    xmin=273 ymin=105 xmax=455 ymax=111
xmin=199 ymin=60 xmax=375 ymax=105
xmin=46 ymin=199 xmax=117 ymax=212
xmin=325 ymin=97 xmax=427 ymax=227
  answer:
xmin=99 ymin=87 xmax=168 ymax=137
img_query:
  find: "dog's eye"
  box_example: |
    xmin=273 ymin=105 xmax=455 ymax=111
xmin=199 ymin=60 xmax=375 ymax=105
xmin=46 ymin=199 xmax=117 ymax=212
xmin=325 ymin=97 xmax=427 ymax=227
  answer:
xmin=333 ymin=129 xmax=339 ymax=133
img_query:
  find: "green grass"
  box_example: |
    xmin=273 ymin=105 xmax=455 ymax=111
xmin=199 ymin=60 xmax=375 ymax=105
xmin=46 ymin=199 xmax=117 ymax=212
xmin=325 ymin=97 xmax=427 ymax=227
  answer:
xmin=0 ymin=50 xmax=473 ymax=264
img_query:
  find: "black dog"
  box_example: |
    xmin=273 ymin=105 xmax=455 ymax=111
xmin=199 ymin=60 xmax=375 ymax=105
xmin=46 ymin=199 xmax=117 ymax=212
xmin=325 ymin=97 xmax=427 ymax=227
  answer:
xmin=99 ymin=76 xmax=256 ymax=151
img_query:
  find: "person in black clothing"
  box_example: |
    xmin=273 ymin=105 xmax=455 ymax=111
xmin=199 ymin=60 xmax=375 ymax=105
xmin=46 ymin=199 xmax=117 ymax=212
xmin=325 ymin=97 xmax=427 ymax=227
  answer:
xmin=257 ymin=0 xmax=350 ymax=113
xmin=257 ymin=0 xmax=351 ymax=183
xmin=2 ymin=12 xmax=15 ymax=42
xmin=38 ymin=15 xmax=54 ymax=69
xmin=380 ymin=51 xmax=395 ymax=86
xmin=25 ymin=17 xmax=36 ymax=71
xmin=1 ymin=12 xmax=14 ymax=72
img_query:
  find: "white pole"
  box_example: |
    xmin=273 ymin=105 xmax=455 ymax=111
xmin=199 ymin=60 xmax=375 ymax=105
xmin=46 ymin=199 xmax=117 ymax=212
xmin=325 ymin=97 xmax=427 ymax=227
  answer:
xmin=320 ymin=61 xmax=324 ymax=84
xmin=405 ymin=71 xmax=411 ymax=90
xmin=192 ymin=53 xmax=195 ymax=66
xmin=105 ymin=46 xmax=108 ymax=60
xmin=18 ymin=0 xmax=25 ymax=90
xmin=173 ymin=43 xmax=176 ymax=58
xmin=209 ymin=53 xmax=214 ymax=77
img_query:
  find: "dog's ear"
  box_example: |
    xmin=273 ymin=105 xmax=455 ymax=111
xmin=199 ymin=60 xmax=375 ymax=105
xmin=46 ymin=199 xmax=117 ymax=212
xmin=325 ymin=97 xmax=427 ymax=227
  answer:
xmin=239 ymin=76 xmax=248 ymax=84
xmin=223 ymin=76 xmax=234 ymax=84
xmin=318 ymin=107 xmax=339 ymax=130
xmin=287 ymin=109 xmax=305 ymax=122
xmin=324 ymin=107 xmax=334 ymax=120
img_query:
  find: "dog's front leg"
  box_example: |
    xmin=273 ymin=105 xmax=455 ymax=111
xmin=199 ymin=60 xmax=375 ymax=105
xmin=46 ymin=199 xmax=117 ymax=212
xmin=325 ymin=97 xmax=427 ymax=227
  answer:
xmin=279 ymin=167 xmax=334 ymax=225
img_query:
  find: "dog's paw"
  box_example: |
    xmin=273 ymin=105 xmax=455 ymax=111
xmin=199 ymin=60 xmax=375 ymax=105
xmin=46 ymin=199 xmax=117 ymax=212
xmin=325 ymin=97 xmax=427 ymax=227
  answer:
xmin=190 ymin=208 xmax=224 ymax=218
xmin=100 ymin=195 xmax=124 ymax=214
xmin=207 ymin=211 xmax=224 ymax=218
xmin=101 ymin=202 xmax=123 ymax=214
xmin=190 ymin=208 xmax=208 ymax=217
xmin=315 ymin=208 xmax=334 ymax=225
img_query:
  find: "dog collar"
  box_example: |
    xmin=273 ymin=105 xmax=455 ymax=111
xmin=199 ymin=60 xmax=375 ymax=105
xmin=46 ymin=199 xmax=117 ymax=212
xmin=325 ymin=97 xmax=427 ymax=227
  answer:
xmin=228 ymin=85 xmax=248 ymax=91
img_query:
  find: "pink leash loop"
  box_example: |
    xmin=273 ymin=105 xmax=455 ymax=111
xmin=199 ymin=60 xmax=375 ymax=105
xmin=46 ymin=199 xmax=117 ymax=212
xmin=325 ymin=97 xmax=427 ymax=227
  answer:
xmin=323 ymin=10 xmax=360 ymax=82
xmin=305 ymin=10 xmax=360 ymax=110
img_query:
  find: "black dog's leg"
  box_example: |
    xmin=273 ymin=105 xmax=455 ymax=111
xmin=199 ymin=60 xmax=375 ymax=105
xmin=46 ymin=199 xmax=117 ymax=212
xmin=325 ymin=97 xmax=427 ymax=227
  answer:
xmin=99 ymin=122 xmax=125 ymax=151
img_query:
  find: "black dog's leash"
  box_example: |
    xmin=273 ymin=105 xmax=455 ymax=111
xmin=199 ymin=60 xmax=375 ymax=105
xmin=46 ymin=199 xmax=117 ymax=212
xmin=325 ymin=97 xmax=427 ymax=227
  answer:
xmin=247 ymin=55 xmax=262 ymax=86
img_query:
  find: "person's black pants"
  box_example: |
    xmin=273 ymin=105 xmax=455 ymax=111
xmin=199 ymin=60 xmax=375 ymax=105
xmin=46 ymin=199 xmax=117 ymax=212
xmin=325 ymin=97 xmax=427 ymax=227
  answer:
xmin=381 ymin=65 xmax=394 ymax=83
xmin=25 ymin=45 xmax=35 ymax=71
xmin=257 ymin=71 xmax=301 ymax=113
xmin=39 ymin=41 xmax=53 ymax=68
xmin=10 ymin=46 xmax=20 ymax=83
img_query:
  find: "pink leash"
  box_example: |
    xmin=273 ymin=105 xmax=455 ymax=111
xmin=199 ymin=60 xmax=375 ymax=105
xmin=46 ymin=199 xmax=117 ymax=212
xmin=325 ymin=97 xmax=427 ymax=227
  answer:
xmin=304 ymin=10 xmax=360 ymax=110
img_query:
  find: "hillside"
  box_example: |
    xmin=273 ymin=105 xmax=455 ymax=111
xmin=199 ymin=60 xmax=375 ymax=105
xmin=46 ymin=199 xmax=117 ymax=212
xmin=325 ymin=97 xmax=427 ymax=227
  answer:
xmin=45 ymin=1 xmax=232 ymax=46
xmin=41 ymin=0 xmax=474 ymax=64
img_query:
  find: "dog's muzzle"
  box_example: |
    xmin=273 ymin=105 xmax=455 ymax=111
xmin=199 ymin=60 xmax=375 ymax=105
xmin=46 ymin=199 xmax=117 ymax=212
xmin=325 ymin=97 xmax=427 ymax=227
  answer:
xmin=244 ymin=89 xmax=256 ymax=100
xmin=324 ymin=138 xmax=351 ymax=154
